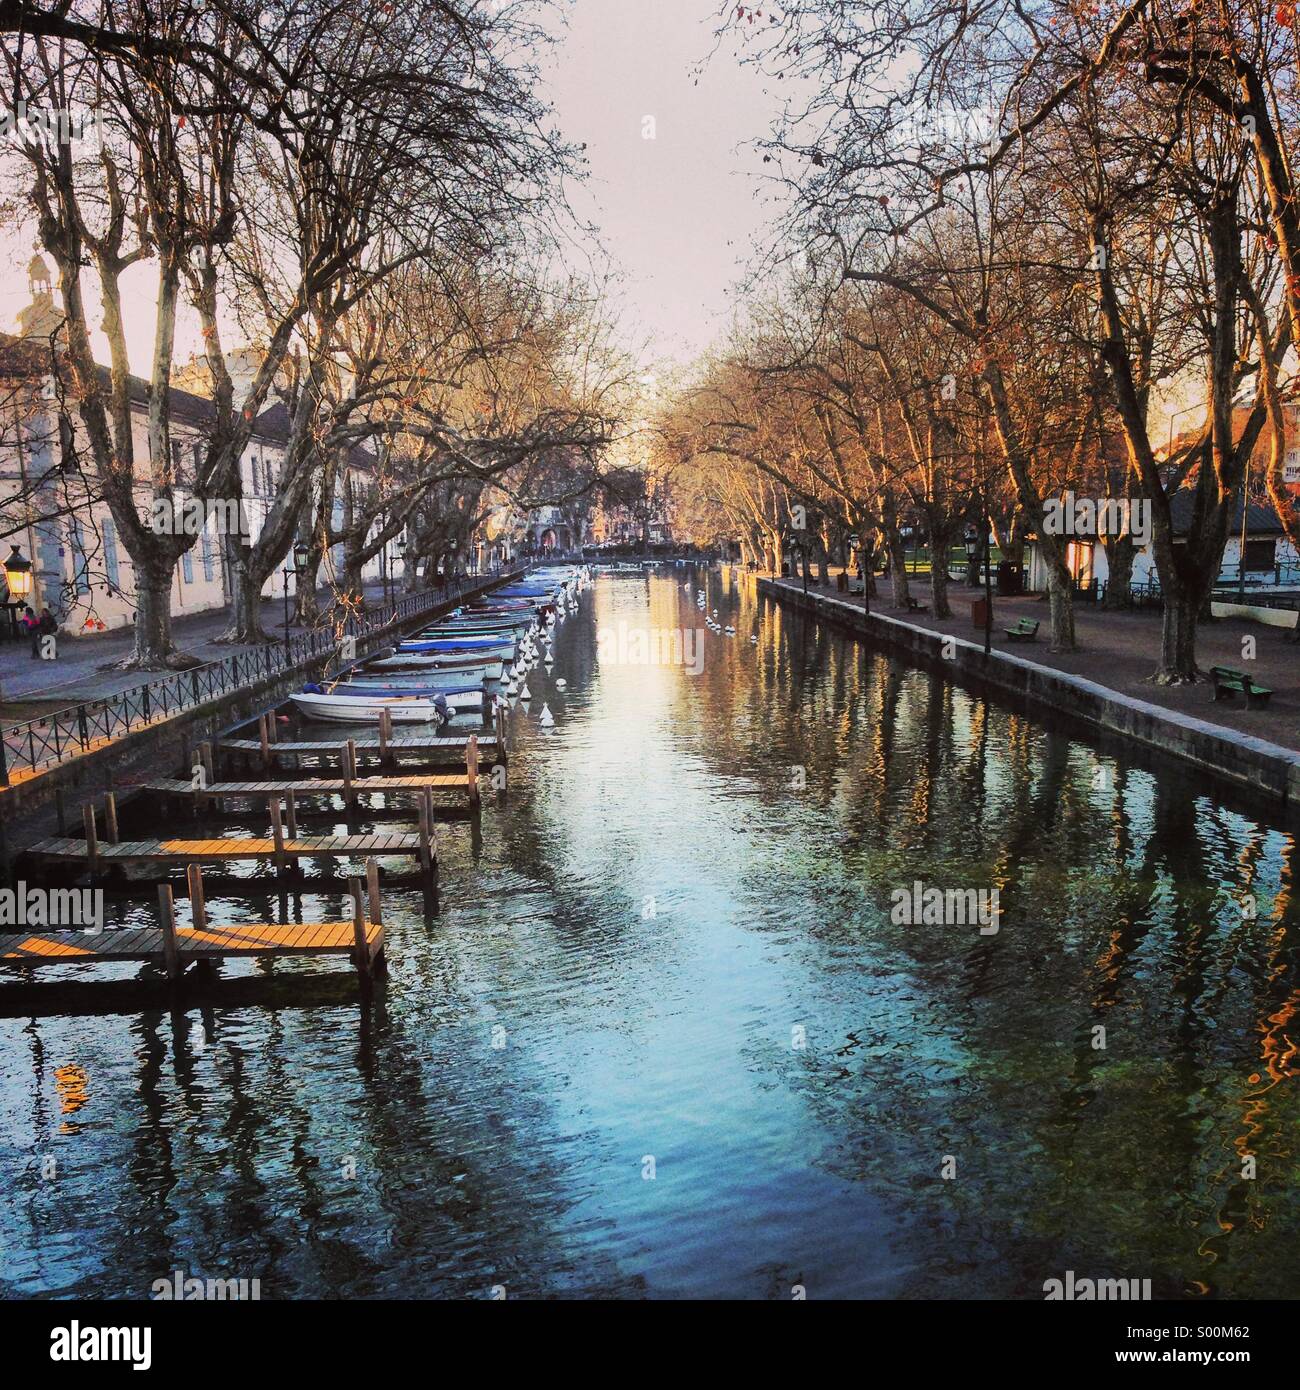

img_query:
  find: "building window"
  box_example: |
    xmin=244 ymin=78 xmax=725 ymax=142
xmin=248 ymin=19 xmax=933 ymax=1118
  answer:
xmin=201 ymin=529 xmax=215 ymax=582
xmin=1286 ymin=449 xmax=1300 ymax=484
xmin=1242 ymin=538 xmax=1276 ymax=572
xmin=103 ymin=517 xmax=120 ymax=590
xmin=181 ymin=548 xmax=193 ymax=585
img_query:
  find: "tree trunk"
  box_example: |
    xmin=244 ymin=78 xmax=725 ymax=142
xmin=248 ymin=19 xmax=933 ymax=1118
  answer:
xmin=129 ymin=562 xmax=177 ymax=669
xmin=220 ymin=557 xmax=273 ymax=644
xmin=885 ymin=528 xmax=911 ymax=607
xmin=1045 ymin=558 xmax=1077 ymax=651
xmin=929 ymin=561 xmax=951 ymax=618
xmin=1100 ymin=535 xmax=1135 ymax=611
xmin=1156 ymin=589 xmax=1200 ymax=684
xmin=297 ymin=551 xmax=323 ymax=624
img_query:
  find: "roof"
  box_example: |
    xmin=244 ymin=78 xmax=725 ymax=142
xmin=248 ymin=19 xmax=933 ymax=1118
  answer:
xmin=1166 ymin=488 xmax=1284 ymax=536
xmin=0 ymin=329 xmax=290 ymax=443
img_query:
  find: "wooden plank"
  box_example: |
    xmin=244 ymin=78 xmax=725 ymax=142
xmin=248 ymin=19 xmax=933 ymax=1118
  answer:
xmin=27 ymin=834 xmax=423 ymax=864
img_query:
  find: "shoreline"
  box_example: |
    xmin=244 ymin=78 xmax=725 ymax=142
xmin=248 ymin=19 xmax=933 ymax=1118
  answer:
xmin=757 ymin=576 xmax=1300 ymax=817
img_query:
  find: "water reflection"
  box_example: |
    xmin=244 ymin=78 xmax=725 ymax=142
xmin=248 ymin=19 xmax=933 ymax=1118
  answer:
xmin=0 ymin=568 xmax=1297 ymax=1299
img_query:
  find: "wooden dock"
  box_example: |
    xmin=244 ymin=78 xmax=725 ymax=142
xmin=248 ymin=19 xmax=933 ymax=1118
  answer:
xmin=28 ymin=827 xmax=433 ymax=875
xmin=217 ymin=733 xmax=501 ymax=763
xmin=215 ymin=710 xmax=505 ymax=775
xmin=1 ymin=863 xmax=387 ymax=984
xmin=143 ymin=772 xmax=480 ymax=803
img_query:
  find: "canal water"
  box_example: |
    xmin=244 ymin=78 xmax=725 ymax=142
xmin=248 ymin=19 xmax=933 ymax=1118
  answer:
xmin=2 ymin=569 xmax=1299 ymax=1300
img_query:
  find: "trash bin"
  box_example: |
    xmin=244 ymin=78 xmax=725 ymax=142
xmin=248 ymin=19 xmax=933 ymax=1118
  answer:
xmin=971 ymin=597 xmax=990 ymax=629
xmin=997 ymin=561 xmax=1023 ymax=596
xmin=836 ymin=572 xmax=847 ymax=592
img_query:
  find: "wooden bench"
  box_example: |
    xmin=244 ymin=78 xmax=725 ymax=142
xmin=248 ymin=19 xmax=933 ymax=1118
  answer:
xmin=905 ymin=595 xmax=929 ymax=614
xmin=1004 ymin=618 xmax=1039 ymax=642
xmin=846 ymin=576 xmax=865 ymax=595
xmin=1210 ymin=665 xmax=1273 ymax=708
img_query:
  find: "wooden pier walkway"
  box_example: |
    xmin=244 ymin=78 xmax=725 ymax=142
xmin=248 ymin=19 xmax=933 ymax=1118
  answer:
xmin=217 ymin=733 xmax=501 ymax=762
xmin=143 ymin=772 xmax=480 ymax=803
xmin=1 ymin=863 xmax=387 ymax=984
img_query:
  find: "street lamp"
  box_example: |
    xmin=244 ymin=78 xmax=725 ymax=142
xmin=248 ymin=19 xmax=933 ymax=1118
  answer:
xmin=964 ymin=525 xmax=980 ymax=588
xmin=4 ymin=544 xmax=33 ymax=601
xmin=283 ymin=541 xmax=310 ymax=657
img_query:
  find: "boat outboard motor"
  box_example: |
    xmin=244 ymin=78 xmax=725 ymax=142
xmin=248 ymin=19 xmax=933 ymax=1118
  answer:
xmin=433 ymin=692 xmax=451 ymax=729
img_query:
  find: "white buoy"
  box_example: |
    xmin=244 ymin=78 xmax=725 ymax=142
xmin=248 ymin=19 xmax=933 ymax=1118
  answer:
xmin=520 ymin=683 xmax=531 ymax=701
xmin=725 ymin=626 xmax=735 ymax=635
xmin=539 ymin=703 xmax=555 ymax=726
xmin=750 ymin=635 xmax=758 ymax=644
xmin=555 ymin=677 xmax=567 ymax=690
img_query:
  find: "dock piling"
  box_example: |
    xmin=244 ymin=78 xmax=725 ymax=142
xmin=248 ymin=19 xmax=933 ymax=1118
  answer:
xmin=186 ymin=863 xmax=208 ymax=933
xmin=269 ymin=797 xmax=287 ymax=870
xmin=82 ymin=803 xmax=99 ymax=876
xmin=259 ymin=714 xmax=272 ymax=769
xmin=417 ymin=791 xmax=432 ymax=872
xmin=379 ymin=709 xmax=393 ymax=765
xmin=157 ymin=883 xmax=181 ymax=981
xmin=346 ymin=739 xmax=359 ymax=811
xmin=104 ymin=791 xmax=119 ymax=845
xmin=349 ymin=878 xmax=371 ymax=979
xmin=366 ymin=856 xmax=382 ymax=926
xmin=466 ymin=735 xmax=479 ymax=810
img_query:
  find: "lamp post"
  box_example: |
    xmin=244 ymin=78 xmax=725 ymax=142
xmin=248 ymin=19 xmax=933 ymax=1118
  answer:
xmin=3 ymin=544 xmax=33 ymax=639
xmin=964 ymin=525 xmax=980 ymax=589
xmin=283 ymin=540 xmax=309 ymax=657
xmin=981 ymin=508 xmax=993 ymax=656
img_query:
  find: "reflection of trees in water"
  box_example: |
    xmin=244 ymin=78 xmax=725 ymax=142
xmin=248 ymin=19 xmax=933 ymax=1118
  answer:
xmin=689 ymin=582 xmax=1300 ymax=1297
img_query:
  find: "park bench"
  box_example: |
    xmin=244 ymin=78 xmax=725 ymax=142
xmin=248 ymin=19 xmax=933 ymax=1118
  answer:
xmin=1004 ymin=618 xmax=1040 ymax=642
xmin=1210 ymin=665 xmax=1273 ymax=709
xmin=846 ymin=575 xmax=865 ymax=595
xmin=905 ymin=595 xmax=929 ymax=614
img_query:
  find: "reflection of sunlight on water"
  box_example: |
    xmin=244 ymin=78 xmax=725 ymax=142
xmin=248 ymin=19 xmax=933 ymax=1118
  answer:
xmin=2 ymin=568 xmax=1300 ymax=1300
xmin=54 ymin=1062 xmax=89 ymax=1134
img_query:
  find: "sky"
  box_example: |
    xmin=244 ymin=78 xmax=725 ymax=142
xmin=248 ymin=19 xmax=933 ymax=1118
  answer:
xmin=540 ymin=0 xmax=782 ymax=370
xmin=1 ymin=0 xmax=785 ymax=379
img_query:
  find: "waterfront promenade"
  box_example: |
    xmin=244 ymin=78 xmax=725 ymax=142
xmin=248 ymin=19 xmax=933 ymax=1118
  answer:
xmin=0 ymin=581 xmax=392 ymax=713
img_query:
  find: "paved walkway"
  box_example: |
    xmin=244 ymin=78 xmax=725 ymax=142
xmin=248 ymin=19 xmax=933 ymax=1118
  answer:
xmin=0 ymin=582 xmax=395 ymax=709
xmin=774 ymin=571 xmax=1300 ymax=753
